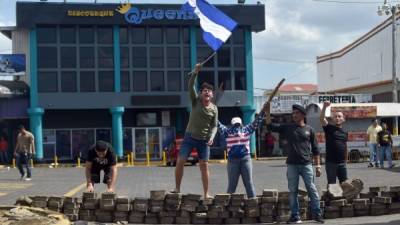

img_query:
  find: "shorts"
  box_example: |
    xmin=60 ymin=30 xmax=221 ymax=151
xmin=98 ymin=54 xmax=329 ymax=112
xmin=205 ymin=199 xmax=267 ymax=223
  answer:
xmin=90 ymin=167 xmax=113 ymax=184
xmin=179 ymin=133 xmax=210 ymax=161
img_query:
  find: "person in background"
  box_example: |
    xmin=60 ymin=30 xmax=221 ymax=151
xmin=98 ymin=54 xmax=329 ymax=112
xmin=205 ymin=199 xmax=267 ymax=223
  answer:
xmin=14 ymin=125 xmax=35 ymax=181
xmin=0 ymin=136 xmax=9 ymax=165
xmin=265 ymin=131 xmax=276 ymax=157
xmin=377 ymin=122 xmax=395 ymax=169
xmin=85 ymin=140 xmax=118 ymax=192
xmin=366 ymin=118 xmax=382 ymax=168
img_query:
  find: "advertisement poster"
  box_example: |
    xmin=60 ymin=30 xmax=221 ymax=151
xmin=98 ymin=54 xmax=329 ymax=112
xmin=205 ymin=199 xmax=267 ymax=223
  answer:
xmin=331 ymin=106 xmax=377 ymax=118
xmin=0 ymin=54 xmax=26 ymax=76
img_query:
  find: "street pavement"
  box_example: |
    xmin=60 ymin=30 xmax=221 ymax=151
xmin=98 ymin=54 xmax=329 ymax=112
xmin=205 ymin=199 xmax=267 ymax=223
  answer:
xmin=1 ymin=159 xmax=400 ymax=224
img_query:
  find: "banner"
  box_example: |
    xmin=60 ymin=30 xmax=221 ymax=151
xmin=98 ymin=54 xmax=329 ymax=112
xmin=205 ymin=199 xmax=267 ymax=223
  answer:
xmin=331 ymin=106 xmax=377 ymax=118
xmin=0 ymin=54 xmax=26 ymax=76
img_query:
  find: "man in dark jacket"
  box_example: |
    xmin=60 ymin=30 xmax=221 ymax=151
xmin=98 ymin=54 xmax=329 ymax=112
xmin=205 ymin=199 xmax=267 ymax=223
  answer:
xmin=265 ymin=103 xmax=324 ymax=224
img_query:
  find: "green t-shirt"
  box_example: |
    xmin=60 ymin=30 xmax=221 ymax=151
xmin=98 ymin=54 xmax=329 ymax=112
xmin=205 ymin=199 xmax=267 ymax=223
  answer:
xmin=185 ymin=72 xmax=218 ymax=141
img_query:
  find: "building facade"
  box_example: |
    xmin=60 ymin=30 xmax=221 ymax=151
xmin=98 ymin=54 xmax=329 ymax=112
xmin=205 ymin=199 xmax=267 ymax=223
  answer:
xmin=0 ymin=2 xmax=265 ymax=161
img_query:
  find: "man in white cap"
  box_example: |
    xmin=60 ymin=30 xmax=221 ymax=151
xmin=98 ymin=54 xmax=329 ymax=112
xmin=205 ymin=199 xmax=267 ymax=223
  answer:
xmin=217 ymin=109 xmax=266 ymax=198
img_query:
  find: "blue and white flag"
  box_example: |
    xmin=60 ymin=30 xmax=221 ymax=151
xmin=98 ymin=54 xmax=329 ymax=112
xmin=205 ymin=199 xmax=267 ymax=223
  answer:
xmin=183 ymin=0 xmax=238 ymax=51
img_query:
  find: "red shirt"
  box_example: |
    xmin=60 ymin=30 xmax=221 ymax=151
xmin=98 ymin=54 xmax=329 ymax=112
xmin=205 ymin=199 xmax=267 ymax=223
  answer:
xmin=0 ymin=140 xmax=8 ymax=152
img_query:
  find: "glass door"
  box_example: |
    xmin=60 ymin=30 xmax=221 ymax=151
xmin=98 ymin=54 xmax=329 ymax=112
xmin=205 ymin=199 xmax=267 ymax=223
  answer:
xmin=133 ymin=128 xmax=162 ymax=160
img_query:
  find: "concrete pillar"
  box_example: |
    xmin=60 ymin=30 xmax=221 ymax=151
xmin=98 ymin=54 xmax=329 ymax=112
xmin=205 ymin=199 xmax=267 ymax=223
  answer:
xmin=110 ymin=107 xmax=125 ymax=158
xmin=28 ymin=107 xmax=44 ymax=159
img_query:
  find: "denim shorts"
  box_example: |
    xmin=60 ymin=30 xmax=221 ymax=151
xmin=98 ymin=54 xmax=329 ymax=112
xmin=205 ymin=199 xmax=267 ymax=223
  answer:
xmin=179 ymin=133 xmax=210 ymax=161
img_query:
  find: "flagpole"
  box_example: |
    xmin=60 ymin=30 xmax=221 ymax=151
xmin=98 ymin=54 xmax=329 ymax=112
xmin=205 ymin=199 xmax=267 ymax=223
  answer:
xmin=187 ymin=51 xmax=217 ymax=76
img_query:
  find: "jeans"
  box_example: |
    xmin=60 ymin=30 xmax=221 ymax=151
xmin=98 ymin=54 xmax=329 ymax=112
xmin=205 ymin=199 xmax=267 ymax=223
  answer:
xmin=0 ymin=151 xmax=8 ymax=164
xmin=325 ymin=162 xmax=348 ymax=184
xmin=379 ymin=146 xmax=393 ymax=168
xmin=287 ymin=164 xmax=321 ymax=218
xmin=16 ymin=152 xmax=32 ymax=178
xmin=227 ymin=155 xmax=256 ymax=198
xmin=369 ymin=143 xmax=379 ymax=165
xmin=179 ymin=133 xmax=210 ymax=161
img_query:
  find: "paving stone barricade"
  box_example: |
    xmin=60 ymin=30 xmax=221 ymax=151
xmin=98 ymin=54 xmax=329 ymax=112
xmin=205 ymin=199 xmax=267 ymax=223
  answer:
xmin=14 ymin=185 xmax=400 ymax=224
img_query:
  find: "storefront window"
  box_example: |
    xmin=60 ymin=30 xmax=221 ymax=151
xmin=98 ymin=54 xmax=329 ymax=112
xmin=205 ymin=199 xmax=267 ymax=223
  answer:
xmin=121 ymin=71 xmax=130 ymax=92
xmin=150 ymin=47 xmax=164 ymax=68
xmin=38 ymin=72 xmax=58 ymax=93
xmin=166 ymin=27 xmax=180 ymax=44
xmin=233 ymin=27 xmax=245 ymax=44
xmin=217 ymin=47 xmax=231 ymax=67
xmin=80 ymin=71 xmax=95 ymax=92
xmin=132 ymin=27 xmax=146 ymax=44
xmin=37 ymin=26 xmax=57 ymax=44
xmin=182 ymin=27 xmax=190 ymax=44
xmin=120 ymin=47 xmax=130 ymax=68
xmin=98 ymin=71 xmax=114 ymax=92
xmin=132 ymin=71 xmax=147 ymax=92
xmin=72 ymin=129 xmax=95 ymax=160
xmin=79 ymin=26 xmax=95 ymax=44
xmin=149 ymin=27 xmax=163 ymax=44
xmin=167 ymin=71 xmax=181 ymax=91
xmin=38 ymin=47 xmax=57 ymax=68
xmin=60 ymin=26 xmax=76 ymax=44
xmin=97 ymin=26 xmax=113 ymax=44
xmin=120 ymin=26 xmax=128 ymax=44
xmin=61 ymin=71 xmax=77 ymax=92
xmin=123 ymin=128 xmax=133 ymax=154
xmin=166 ymin=47 xmax=180 ymax=68
xmin=197 ymin=71 xmax=215 ymax=87
xmin=56 ymin=130 xmax=72 ymax=159
xmin=234 ymin=47 xmax=245 ymax=67
xmin=96 ymin=129 xmax=111 ymax=143
xmin=218 ymin=71 xmax=232 ymax=90
xmin=98 ymin=47 xmax=114 ymax=68
xmin=183 ymin=47 xmax=191 ymax=68
xmin=235 ymin=71 xmax=247 ymax=90
xmin=150 ymin=71 xmax=164 ymax=91
xmin=197 ymin=47 xmax=214 ymax=67
xmin=61 ymin=47 xmax=76 ymax=68
xmin=132 ymin=47 xmax=147 ymax=68
xmin=80 ymin=47 xmax=95 ymax=68
xmin=43 ymin=130 xmax=56 ymax=159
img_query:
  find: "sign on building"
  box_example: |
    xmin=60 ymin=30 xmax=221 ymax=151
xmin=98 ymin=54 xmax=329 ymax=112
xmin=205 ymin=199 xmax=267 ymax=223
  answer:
xmin=0 ymin=54 xmax=26 ymax=76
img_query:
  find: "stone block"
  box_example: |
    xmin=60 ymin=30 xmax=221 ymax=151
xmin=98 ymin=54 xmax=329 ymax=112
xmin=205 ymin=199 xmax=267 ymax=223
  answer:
xmin=354 ymin=209 xmax=369 ymax=217
xmin=231 ymin=209 xmax=245 ymax=218
xmin=278 ymin=196 xmax=290 ymax=203
xmin=330 ymin=199 xmax=347 ymax=207
xmin=165 ymin=192 xmax=182 ymax=199
xmin=277 ymin=202 xmax=290 ymax=210
xmin=231 ymin=193 xmax=246 ymax=201
xmin=114 ymin=211 xmax=128 ymax=221
xmin=48 ymin=201 xmax=62 ymax=208
xmin=150 ymin=190 xmax=166 ymax=201
xmin=262 ymin=189 xmax=279 ymax=197
xmin=369 ymin=186 xmax=387 ymax=193
xmin=65 ymin=214 xmax=78 ymax=221
xmin=33 ymin=201 xmax=48 ymax=208
xmin=181 ymin=204 xmax=196 ymax=212
xmin=390 ymin=202 xmax=400 ymax=209
xmin=261 ymin=207 xmax=275 ymax=216
xmin=220 ymin=210 xmax=230 ymax=218
xmin=277 ymin=209 xmax=291 ymax=216
xmin=180 ymin=210 xmax=191 ymax=218
xmin=48 ymin=196 xmax=64 ymax=202
xmin=209 ymin=205 xmax=225 ymax=213
xmin=182 ymin=199 xmax=200 ymax=207
xmin=381 ymin=191 xmax=397 ymax=198
xmin=206 ymin=210 xmax=219 ymax=218
xmin=360 ymin=192 xmax=377 ymax=199
xmin=196 ymin=204 xmax=208 ymax=212
xmin=63 ymin=202 xmax=79 ymax=210
xmin=353 ymin=198 xmax=370 ymax=209
xmin=389 ymin=185 xmax=400 ymax=192
xmin=259 ymin=216 xmax=274 ymax=223
xmin=278 ymin=191 xmax=290 ymax=198
xmin=324 ymin=211 xmax=340 ymax=219
xmin=325 ymin=206 xmax=340 ymax=212
xmin=165 ymin=204 xmax=180 ymax=211
xmin=101 ymin=192 xmax=116 ymax=200
xmin=128 ymin=216 xmax=144 ymax=223
xmin=82 ymin=192 xmax=97 ymax=199
xmin=208 ymin=218 xmax=223 ymax=224
xmin=79 ymin=214 xmax=96 ymax=221
xmin=228 ymin=205 xmax=242 ymax=212
xmin=150 ymin=205 xmax=163 ymax=213
xmin=129 ymin=211 xmax=146 ymax=217
xmin=245 ymin=207 xmax=260 ymax=217
xmin=160 ymin=217 xmax=175 ymax=224
xmin=370 ymin=208 xmax=387 ymax=216
xmin=374 ymin=196 xmax=392 ymax=204
xmin=159 ymin=210 xmax=178 ymax=217
xmin=33 ymin=196 xmax=48 ymax=202
xmin=186 ymin=193 xmax=202 ymax=201
xmin=241 ymin=217 xmax=258 ymax=224
xmin=201 ymin=197 xmax=214 ymax=206
xmin=224 ymin=218 xmax=240 ymax=224
xmin=370 ymin=203 xmax=387 ymax=210
xmin=145 ymin=216 xmax=159 ymax=224
xmin=116 ymin=203 xmax=131 ymax=212
xmin=261 ymin=196 xmax=278 ymax=203
xmin=116 ymin=196 xmax=130 ymax=204
xmin=230 ymin=199 xmax=243 ymax=207
xmin=63 ymin=208 xmax=79 ymax=215
xmin=176 ymin=217 xmax=191 ymax=224
xmin=82 ymin=201 xmax=97 ymax=210
xmin=245 ymin=197 xmax=259 ymax=207
xmin=100 ymin=198 xmax=115 ymax=211
xmin=341 ymin=204 xmax=354 ymax=217
xmin=165 ymin=198 xmax=181 ymax=205
xmin=63 ymin=197 xmax=78 ymax=204
xmin=133 ymin=198 xmax=148 ymax=212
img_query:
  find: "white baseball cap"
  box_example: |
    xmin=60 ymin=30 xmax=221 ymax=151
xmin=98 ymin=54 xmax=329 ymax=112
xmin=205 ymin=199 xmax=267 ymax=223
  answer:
xmin=231 ymin=117 xmax=242 ymax=126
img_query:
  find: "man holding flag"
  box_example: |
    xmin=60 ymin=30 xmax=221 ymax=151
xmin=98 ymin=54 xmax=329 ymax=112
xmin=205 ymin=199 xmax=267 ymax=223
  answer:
xmin=173 ymin=0 xmax=237 ymax=198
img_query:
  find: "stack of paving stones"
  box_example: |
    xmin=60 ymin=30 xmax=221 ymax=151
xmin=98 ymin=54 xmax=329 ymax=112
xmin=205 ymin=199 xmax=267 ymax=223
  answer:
xmin=63 ymin=196 xmax=81 ymax=221
xmin=26 ymin=186 xmax=400 ymax=224
xmin=48 ymin=196 xmax=64 ymax=212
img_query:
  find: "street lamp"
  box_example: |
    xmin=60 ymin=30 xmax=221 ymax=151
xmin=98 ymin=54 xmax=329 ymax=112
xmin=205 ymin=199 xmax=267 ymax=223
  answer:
xmin=377 ymin=0 xmax=400 ymax=135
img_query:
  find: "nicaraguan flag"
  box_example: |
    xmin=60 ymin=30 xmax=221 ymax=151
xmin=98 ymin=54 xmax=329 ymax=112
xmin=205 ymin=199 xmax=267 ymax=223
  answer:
xmin=183 ymin=0 xmax=238 ymax=51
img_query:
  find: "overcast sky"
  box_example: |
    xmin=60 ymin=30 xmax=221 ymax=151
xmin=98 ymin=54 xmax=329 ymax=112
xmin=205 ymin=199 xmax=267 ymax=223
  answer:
xmin=0 ymin=0 xmax=390 ymax=92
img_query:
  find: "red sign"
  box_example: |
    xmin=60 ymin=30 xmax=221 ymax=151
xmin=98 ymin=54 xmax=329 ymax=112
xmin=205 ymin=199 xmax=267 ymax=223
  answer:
xmin=331 ymin=106 xmax=377 ymax=118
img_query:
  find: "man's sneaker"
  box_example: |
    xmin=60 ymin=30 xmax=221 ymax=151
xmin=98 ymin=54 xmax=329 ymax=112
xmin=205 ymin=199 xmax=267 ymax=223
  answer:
xmin=24 ymin=177 xmax=32 ymax=181
xmin=286 ymin=216 xmax=302 ymax=224
xmin=314 ymin=215 xmax=325 ymax=224
xmin=368 ymin=163 xmax=374 ymax=168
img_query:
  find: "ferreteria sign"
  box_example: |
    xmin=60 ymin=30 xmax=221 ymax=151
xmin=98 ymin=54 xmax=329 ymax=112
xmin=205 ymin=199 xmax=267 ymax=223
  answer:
xmin=309 ymin=94 xmax=372 ymax=104
xmin=115 ymin=3 xmax=197 ymax=24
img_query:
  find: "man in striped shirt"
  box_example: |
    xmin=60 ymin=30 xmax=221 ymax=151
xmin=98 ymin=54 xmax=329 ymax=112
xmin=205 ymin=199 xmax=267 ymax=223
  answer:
xmin=218 ymin=111 xmax=265 ymax=198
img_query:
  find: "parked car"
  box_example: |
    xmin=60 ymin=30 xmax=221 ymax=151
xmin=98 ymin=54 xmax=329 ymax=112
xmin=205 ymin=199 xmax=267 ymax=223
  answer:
xmin=166 ymin=136 xmax=199 ymax=166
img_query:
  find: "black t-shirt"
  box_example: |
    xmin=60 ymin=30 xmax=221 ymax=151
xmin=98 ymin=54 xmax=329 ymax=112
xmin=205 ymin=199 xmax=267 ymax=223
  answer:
xmin=378 ymin=130 xmax=392 ymax=147
xmin=323 ymin=124 xmax=348 ymax=163
xmin=267 ymin=123 xmax=319 ymax=165
xmin=87 ymin=145 xmax=117 ymax=170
